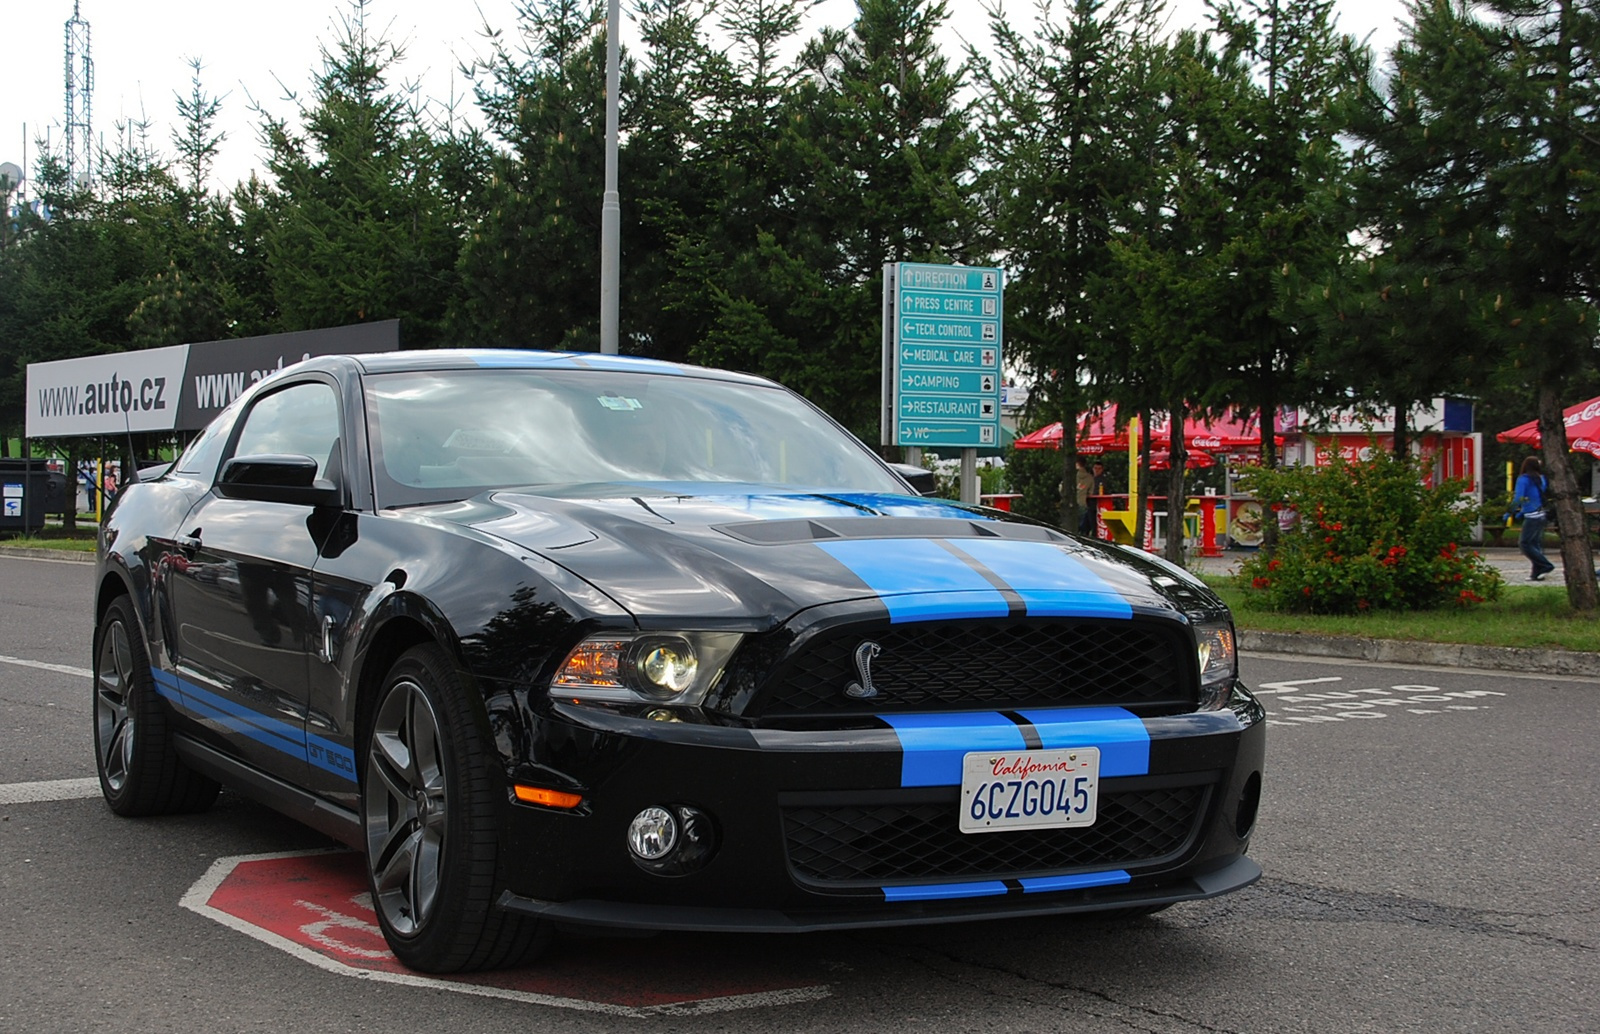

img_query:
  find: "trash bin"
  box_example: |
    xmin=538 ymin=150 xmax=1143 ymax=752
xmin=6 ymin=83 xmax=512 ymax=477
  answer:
xmin=0 ymin=459 xmax=59 ymax=535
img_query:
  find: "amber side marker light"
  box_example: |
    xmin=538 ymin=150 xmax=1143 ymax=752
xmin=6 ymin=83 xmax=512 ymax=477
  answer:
xmin=514 ymin=785 xmax=585 ymax=809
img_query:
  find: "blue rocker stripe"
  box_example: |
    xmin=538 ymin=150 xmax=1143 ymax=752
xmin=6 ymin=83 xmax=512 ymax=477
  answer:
xmin=181 ymin=694 xmax=306 ymax=760
xmin=151 ymin=668 xmax=359 ymax=783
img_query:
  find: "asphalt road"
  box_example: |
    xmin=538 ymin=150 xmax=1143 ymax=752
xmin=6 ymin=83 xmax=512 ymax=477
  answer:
xmin=2 ymin=553 xmax=1596 ymax=1032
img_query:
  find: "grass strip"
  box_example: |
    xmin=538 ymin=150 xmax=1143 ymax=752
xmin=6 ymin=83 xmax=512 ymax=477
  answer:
xmin=1208 ymin=578 xmax=1600 ymax=653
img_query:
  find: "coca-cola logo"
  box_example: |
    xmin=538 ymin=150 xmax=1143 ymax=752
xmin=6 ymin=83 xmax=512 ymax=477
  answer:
xmin=1568 ymin=400 xmax=1600 ymax=425
xmin=1573 ymin=436 xmax=1600 ymax=456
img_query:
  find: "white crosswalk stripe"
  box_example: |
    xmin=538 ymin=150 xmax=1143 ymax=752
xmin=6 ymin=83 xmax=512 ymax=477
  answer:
xmin=0 ymin=777 xmax=101 ymax=804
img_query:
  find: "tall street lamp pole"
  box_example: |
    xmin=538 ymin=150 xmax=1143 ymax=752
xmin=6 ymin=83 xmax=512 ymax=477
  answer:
xmin=599 ymin=0 xmax=621 ymax=354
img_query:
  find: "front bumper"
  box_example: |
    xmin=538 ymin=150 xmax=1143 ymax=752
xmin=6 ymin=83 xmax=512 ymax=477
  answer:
xmin=497 ymin=683 xmax=1266 ymax=932
xmin=499 ymin=855 xmax=1261 ymax=932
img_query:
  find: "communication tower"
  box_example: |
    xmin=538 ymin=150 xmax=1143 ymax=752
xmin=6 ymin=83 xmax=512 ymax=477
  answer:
xmin=64 ymin=1 xmax=93 ymax=186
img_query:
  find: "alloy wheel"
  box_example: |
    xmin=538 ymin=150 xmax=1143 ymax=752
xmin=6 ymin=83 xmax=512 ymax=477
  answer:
xmin=365 ymin=677 xmax=449 ymax=938
xmin=95 ymin=618 xmax=136 ymax=793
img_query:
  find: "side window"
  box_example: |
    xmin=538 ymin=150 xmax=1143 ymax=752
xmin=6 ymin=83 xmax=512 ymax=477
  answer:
xmin=173 ymin=420 xmax=228 ymax=478
xmin=229 ymin=381 xmax=342 ymax=482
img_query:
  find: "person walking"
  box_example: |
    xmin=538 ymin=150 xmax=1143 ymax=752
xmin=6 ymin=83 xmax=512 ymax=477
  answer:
xmin=1511 ymin=455 xmax=1555 ymax=580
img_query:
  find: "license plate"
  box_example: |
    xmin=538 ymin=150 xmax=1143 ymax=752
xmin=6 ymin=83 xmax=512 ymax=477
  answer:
xmin=959 ymin=747 xmax=1100 ymax=834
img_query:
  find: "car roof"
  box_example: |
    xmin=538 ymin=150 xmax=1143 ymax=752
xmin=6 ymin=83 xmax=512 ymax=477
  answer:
xmin=347 ymin=348 xmax=774 ymax=388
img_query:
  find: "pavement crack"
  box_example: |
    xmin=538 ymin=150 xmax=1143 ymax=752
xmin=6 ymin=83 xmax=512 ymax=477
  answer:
xmin=864 ymin=938 xmax=1244 ymax=1034
xmin=1176 ymin=877 xmax=1598 ymax=952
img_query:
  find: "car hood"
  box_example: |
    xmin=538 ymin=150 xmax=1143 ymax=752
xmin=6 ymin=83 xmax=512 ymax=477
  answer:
xmin=413 ymin=485 xmax=1216 ymax=627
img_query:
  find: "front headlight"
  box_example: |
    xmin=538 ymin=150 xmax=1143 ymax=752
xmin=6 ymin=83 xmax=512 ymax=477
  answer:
xmin=552 ymin=632 xmax=742 ymax=706
xmin=1194 ymin=618 xmax=1237 ymax=710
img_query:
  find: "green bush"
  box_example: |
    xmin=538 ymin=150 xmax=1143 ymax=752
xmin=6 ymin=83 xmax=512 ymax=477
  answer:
xmin=1003 ymin=444 xmax=1070 ymax=526
xmin=1235 ymin=449 xmax=1503 ymax=614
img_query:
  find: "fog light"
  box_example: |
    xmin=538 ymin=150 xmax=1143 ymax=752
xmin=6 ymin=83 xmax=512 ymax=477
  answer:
xmin=1236 ymin=772 xmax=1262 ymax=840
xmin=627 ymin=806 xmax=678 ymax=861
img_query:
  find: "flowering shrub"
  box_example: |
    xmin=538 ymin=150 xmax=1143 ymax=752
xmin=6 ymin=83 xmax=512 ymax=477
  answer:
xmin=1234 ymin=448 xmax=1503 ymax=614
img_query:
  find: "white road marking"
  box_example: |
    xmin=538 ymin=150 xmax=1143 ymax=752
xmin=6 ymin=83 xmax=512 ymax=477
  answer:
xmin=0 ymin=777 xmax=101 ymax=804
xmin=181 ymin=851 xmax=832 ymax=1015
xmin=0 ymin=654 xmax=93 ymax=679
xmin=1254 ymin=676 xmax=1344 ymax=695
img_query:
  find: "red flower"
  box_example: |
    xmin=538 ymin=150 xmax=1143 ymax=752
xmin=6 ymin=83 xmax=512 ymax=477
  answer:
xmin=1302 ymin=586 xmax=1313 ymax=596
xmin=1251 ymin=576 xmax=1271 ymax=589
xmin=1268 ymin=559 xmax=1281 ymax=571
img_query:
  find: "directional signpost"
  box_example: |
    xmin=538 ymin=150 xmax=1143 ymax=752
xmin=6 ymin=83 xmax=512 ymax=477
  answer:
xmin=882 ymin=262 xmax=1005 ymax=503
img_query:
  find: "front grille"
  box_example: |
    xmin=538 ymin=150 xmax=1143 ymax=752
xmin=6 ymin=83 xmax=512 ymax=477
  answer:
xmin=748 ymin=620 xmax=1191 ymax=717
xmin=784 ymin=785 xmax=1205 ymax=885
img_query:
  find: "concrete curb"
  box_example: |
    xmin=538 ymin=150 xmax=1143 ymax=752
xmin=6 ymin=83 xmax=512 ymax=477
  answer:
xmin=1240 ymin=629 xmax=1600 ymax=679
xmin=0 ymin=546 xmax=95 ymax=563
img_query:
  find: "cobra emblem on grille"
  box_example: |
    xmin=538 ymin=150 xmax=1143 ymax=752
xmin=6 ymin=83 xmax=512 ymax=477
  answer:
xmin=844 ymin=641 xmax=882 ymax=699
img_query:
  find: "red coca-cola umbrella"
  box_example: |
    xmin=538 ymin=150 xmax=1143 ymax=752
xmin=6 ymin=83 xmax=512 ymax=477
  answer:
xmin=1495 ymin=396 xmax=1600 ymax=458
xmin=1014 ymin=406 xmax=1272 ymax=452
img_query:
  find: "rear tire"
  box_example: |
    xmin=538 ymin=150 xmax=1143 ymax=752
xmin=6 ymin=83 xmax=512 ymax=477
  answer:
xmin=93 ymin=595 xmax=219 ymax=816
xmin=361 ymin=644 xmax=548 ymax=972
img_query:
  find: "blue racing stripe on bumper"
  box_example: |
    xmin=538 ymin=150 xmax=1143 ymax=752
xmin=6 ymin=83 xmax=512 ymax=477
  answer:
xmin=1019 ymin=870 xmax=1131 ymax=893
xmin=880 ymin=712 xmax=1027 ymax=787
xmin=882 ymin=708 xmax=1151 ymax=786
xmin=952 ymin=540 xmax=1133 ymax=619
xmin=883 ymin=880 xmax=1010 ymax=902
xmin=1019 ymin=707 xmax=1151 ymax=777
xmin=817 ymin=539 xmax=1009 ymax=622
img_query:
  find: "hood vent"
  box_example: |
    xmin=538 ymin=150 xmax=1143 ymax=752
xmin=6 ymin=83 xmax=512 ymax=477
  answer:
xmin=716 ymin=517 xmax=1068 ymax=546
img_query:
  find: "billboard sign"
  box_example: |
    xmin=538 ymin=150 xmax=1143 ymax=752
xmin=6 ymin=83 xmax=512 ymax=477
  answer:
xmin=26 ymin=320 xmax=400 ymax=438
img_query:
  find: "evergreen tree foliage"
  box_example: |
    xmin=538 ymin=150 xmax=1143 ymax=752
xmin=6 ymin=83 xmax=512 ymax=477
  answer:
xmin=1362 ymin=0 xmax=1599 ymax=606
xmin=971 ymin=0 xmax=1164 ymax=528
xmin=258 ymin=0 xmax=462 ymax=345
xmin=453 ymin=0 xmax=616 ymax=349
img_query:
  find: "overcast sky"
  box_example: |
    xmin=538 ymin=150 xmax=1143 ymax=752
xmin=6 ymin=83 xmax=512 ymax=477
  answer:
xmin=2 ymin=1 xmax=1406 ymax=195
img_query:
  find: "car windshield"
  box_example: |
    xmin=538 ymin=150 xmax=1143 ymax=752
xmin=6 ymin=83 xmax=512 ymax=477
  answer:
xmin=365 ymin=367 xmax=905 ymax=506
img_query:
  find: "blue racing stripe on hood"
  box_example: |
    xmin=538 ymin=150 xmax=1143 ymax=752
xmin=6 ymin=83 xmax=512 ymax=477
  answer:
xmin=818 ymin=539 xmax=1009 ymax=622
xmin=1018 ymin=707 xmax=1151 ymax=777
xmin=952 ymin=540 xmax=1134 ymax=619
xmin=880 ymin=712 xmax=1027 ymax=787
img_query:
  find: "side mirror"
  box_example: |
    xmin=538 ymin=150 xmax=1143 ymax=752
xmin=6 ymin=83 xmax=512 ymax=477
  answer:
xmin=217 ymin=454 xmax=341 ymax=507
xmin=887 ymin=461 xmax=940 ymax=497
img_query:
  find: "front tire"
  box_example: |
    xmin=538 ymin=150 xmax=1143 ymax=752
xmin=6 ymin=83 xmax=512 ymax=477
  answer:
xmin=93 ymin=595 xmax=219 ymax=816
xmin=362 ymin=644 xmax=546 ymax=972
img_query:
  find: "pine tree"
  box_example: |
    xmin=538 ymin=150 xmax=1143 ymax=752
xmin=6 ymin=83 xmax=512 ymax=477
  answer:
xmin=972 ymin=0 xmax=1165 ymax=529
xmin=259 ymin=0 xmax=462 ymax=345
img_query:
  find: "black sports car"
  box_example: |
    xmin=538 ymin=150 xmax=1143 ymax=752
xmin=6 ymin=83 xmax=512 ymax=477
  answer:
xmin=93 ymin=350 xmax=1264 ymax=973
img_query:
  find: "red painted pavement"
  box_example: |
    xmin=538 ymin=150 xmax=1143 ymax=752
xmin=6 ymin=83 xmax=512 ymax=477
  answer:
xmin=201 ymin=851 xmax=826 ymax=1009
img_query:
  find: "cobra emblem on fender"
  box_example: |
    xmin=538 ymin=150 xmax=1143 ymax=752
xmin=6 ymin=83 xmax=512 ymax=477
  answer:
xmin=844 ymin=641 xmax=882 ymax=699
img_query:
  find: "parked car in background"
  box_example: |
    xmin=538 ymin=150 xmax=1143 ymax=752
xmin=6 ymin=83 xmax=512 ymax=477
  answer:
xmin=92 ymin=349 xmax=1264 ymax=972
